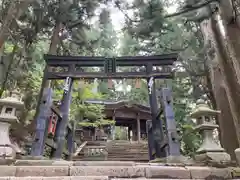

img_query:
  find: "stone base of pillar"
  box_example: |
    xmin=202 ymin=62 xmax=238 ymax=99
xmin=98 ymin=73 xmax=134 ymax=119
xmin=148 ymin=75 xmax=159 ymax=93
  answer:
xmin=234 ymin=148 xmax=240 ymax=166
xmin=195 ymin=151 xmax=231 ymax=164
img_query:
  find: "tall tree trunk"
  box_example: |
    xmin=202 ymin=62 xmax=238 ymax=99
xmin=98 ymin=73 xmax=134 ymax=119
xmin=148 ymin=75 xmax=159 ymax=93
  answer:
xmin=210 ymin=15 xmax=240 ymax=145
xmin=33 ymin=22 xmax=63 ymax=120
xmin=46 ymin=22 xmax=63 ymax=85
xmin=218 ymin=1 xmax=240 ymax=82
xmin=212 ymin=63 xmax=238 ymax=160
xmin=0 ymin=45 xmax=5 ymax=84
xmin=0 ymin=44 xmax=18 ymax=98
xmin=0 ymin=0 xmax=32 ymax=49
xmin=200 ymin=18 xmax=239 ymax=159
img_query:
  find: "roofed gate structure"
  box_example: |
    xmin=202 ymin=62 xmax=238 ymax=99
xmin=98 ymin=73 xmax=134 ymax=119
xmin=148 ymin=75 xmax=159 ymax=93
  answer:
xmin=85 ymin=100 xmax=151 ymax=142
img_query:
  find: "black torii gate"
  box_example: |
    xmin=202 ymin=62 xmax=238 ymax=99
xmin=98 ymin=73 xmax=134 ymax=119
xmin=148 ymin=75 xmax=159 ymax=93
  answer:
xmin=31 ymin=53 xmax=180 ymax=160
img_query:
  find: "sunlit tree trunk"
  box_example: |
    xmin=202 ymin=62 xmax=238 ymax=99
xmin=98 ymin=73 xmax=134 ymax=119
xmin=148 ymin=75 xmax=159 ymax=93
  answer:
xmin=217 ymin=0 xmax=240 ymax=82
xmin=200 ymin=18 xmax=239 ymax=159
xmin=33 ymin=22 xmax=63 ymax=120
xmin=0 ymin=45 xmax=5 ymax=86
xmin=0 ymin=44 xmax=18 ymax=98
xmin=0 ymin=0 xmax=32 ymax=49
xmin=209 ymin=15 xmax=240 ymax=146
xmin=212 ymin=63 xmax=238 ymax=160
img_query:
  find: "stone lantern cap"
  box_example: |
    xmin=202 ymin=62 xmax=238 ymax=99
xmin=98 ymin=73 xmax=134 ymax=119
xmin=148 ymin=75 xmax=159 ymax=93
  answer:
xmin=190 ymin=99 xmax=220 ymax=119
xmin=0 ymin=90 xmax=24 ymax=109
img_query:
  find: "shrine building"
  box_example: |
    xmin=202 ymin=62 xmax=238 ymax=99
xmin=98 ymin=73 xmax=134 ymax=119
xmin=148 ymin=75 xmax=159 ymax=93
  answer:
xmin=84 ymin=100 xmax=151 ymax=142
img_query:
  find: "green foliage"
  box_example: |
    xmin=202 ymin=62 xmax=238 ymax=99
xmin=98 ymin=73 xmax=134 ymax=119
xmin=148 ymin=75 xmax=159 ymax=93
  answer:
xmin=119 ymin=31 xmax=141 ymax=56
xmin=70 ymin=82 xmax=115 ymax=128
xmin=172 ymin=76 xmax=201 ymax=156
xmin=115 ymin=127 xmax=128 ymax=140
xmin=180 ymin=124 xmax=201 ymax=156
xmin=126 ymin=80 xmax=149 ymax=105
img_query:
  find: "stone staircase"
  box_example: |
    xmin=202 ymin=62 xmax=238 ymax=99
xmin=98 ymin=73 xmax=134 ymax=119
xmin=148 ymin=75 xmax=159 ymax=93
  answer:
xmin=73 ymin=141 xmax=108 ymax=161
xmin=73 ymin=140 xmax=149 ymax=162
xmin=0 ymin=160 xmax=235 ymax=179
xmin=107 ymin=140 xmax=149 ymax=162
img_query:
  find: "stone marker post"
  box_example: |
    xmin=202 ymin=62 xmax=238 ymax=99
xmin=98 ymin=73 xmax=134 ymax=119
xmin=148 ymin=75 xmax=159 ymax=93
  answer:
xmin=190 ymin=99 xmax=231 ymax=163
xmin=0 ymin=90 xmax=24 ymax=159
xmin=235 ymin=148 xmax=240 ymax=166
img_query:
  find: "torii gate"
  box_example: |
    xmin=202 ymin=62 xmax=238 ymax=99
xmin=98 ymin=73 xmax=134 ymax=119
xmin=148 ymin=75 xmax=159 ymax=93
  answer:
xmin=30 ymin=53 xmax=180 ymax=160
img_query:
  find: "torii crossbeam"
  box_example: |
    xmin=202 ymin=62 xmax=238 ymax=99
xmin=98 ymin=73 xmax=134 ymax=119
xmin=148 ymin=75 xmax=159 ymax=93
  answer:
xmin=44 ymin=54 xmax=177 ymax=79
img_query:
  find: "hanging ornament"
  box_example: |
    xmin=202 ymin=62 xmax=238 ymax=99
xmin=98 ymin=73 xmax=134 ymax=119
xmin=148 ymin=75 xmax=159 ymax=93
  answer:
xmin=123 ymin=78 xmax=127 ymax=95
xmin=148 ymin=77 xmax=154 ymax=95
xmin=48 ymin=113 xmax=58 ymax=136
xmin=108 ymin=79 xmax=113 ymax=89
xmin=135 ymin=78 xmax=141 ymax=89
xmin=63 ymin=77 xmax=70 ymax=92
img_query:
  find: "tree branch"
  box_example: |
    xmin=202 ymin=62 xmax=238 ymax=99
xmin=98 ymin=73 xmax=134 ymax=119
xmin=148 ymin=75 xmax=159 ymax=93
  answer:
xmin=0 ymin=43 xmax=18 ymax=98
xmin=164 ymin=0 xmax=219 ymax=18
xmin=114 ymin=0 xmax=140 ymax=23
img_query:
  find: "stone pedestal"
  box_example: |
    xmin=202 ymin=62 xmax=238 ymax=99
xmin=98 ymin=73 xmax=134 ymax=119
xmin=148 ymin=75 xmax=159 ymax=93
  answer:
xmin=0 ymin=121 xmax=13 ymax=157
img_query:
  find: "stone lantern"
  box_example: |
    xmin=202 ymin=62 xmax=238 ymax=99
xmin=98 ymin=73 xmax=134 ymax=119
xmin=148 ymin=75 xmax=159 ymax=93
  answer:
xmin=0 ymin=90 xmax=24 ymax=159
xmin=190 ymin=99 xmax=230 ymax=163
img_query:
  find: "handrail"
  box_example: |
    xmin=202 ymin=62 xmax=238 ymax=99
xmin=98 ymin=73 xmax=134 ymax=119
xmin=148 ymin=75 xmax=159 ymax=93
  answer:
xmin=73 ymin=141 xmax=87 ymax=156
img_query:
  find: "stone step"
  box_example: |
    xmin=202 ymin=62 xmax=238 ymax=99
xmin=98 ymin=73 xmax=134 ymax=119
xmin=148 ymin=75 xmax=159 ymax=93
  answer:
xmin=0 ymin=177 xmax=109 ymax=180
xmin=107 ymin=155 xmax=149 ymax=157
xmin=111 ymin=179 xmax=193 ymax=180
xmin=108 ymin=152 xmax=148 ymax=154
xmin=110 ymin=145 xmax=148 ymax=147
xmin=107 ymin=157 xmax=148 ymax=159
xmin=108 ymin=154 xmax=148 ymax=156
xmin=0 ymin=165 xmax=232 ymax=179
xmin=109 ymin=146 xmax=147 ymax=148
xmin=107 ymin=155 xmax=148 ymax=157
xmin=109 ymin=148 xmax=147 ymax=150
xmin=0 ymin=178 xmax=195 ymax=180
xmin=106 ymin=159 xmax=148 ymax=162
xmin=109 ymin=150 xmax=148 ymax=153
xmin=15 ymin=160 xmax=137 ymax=166
xmin=73 ymin=161 xmax=136 ymax=166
